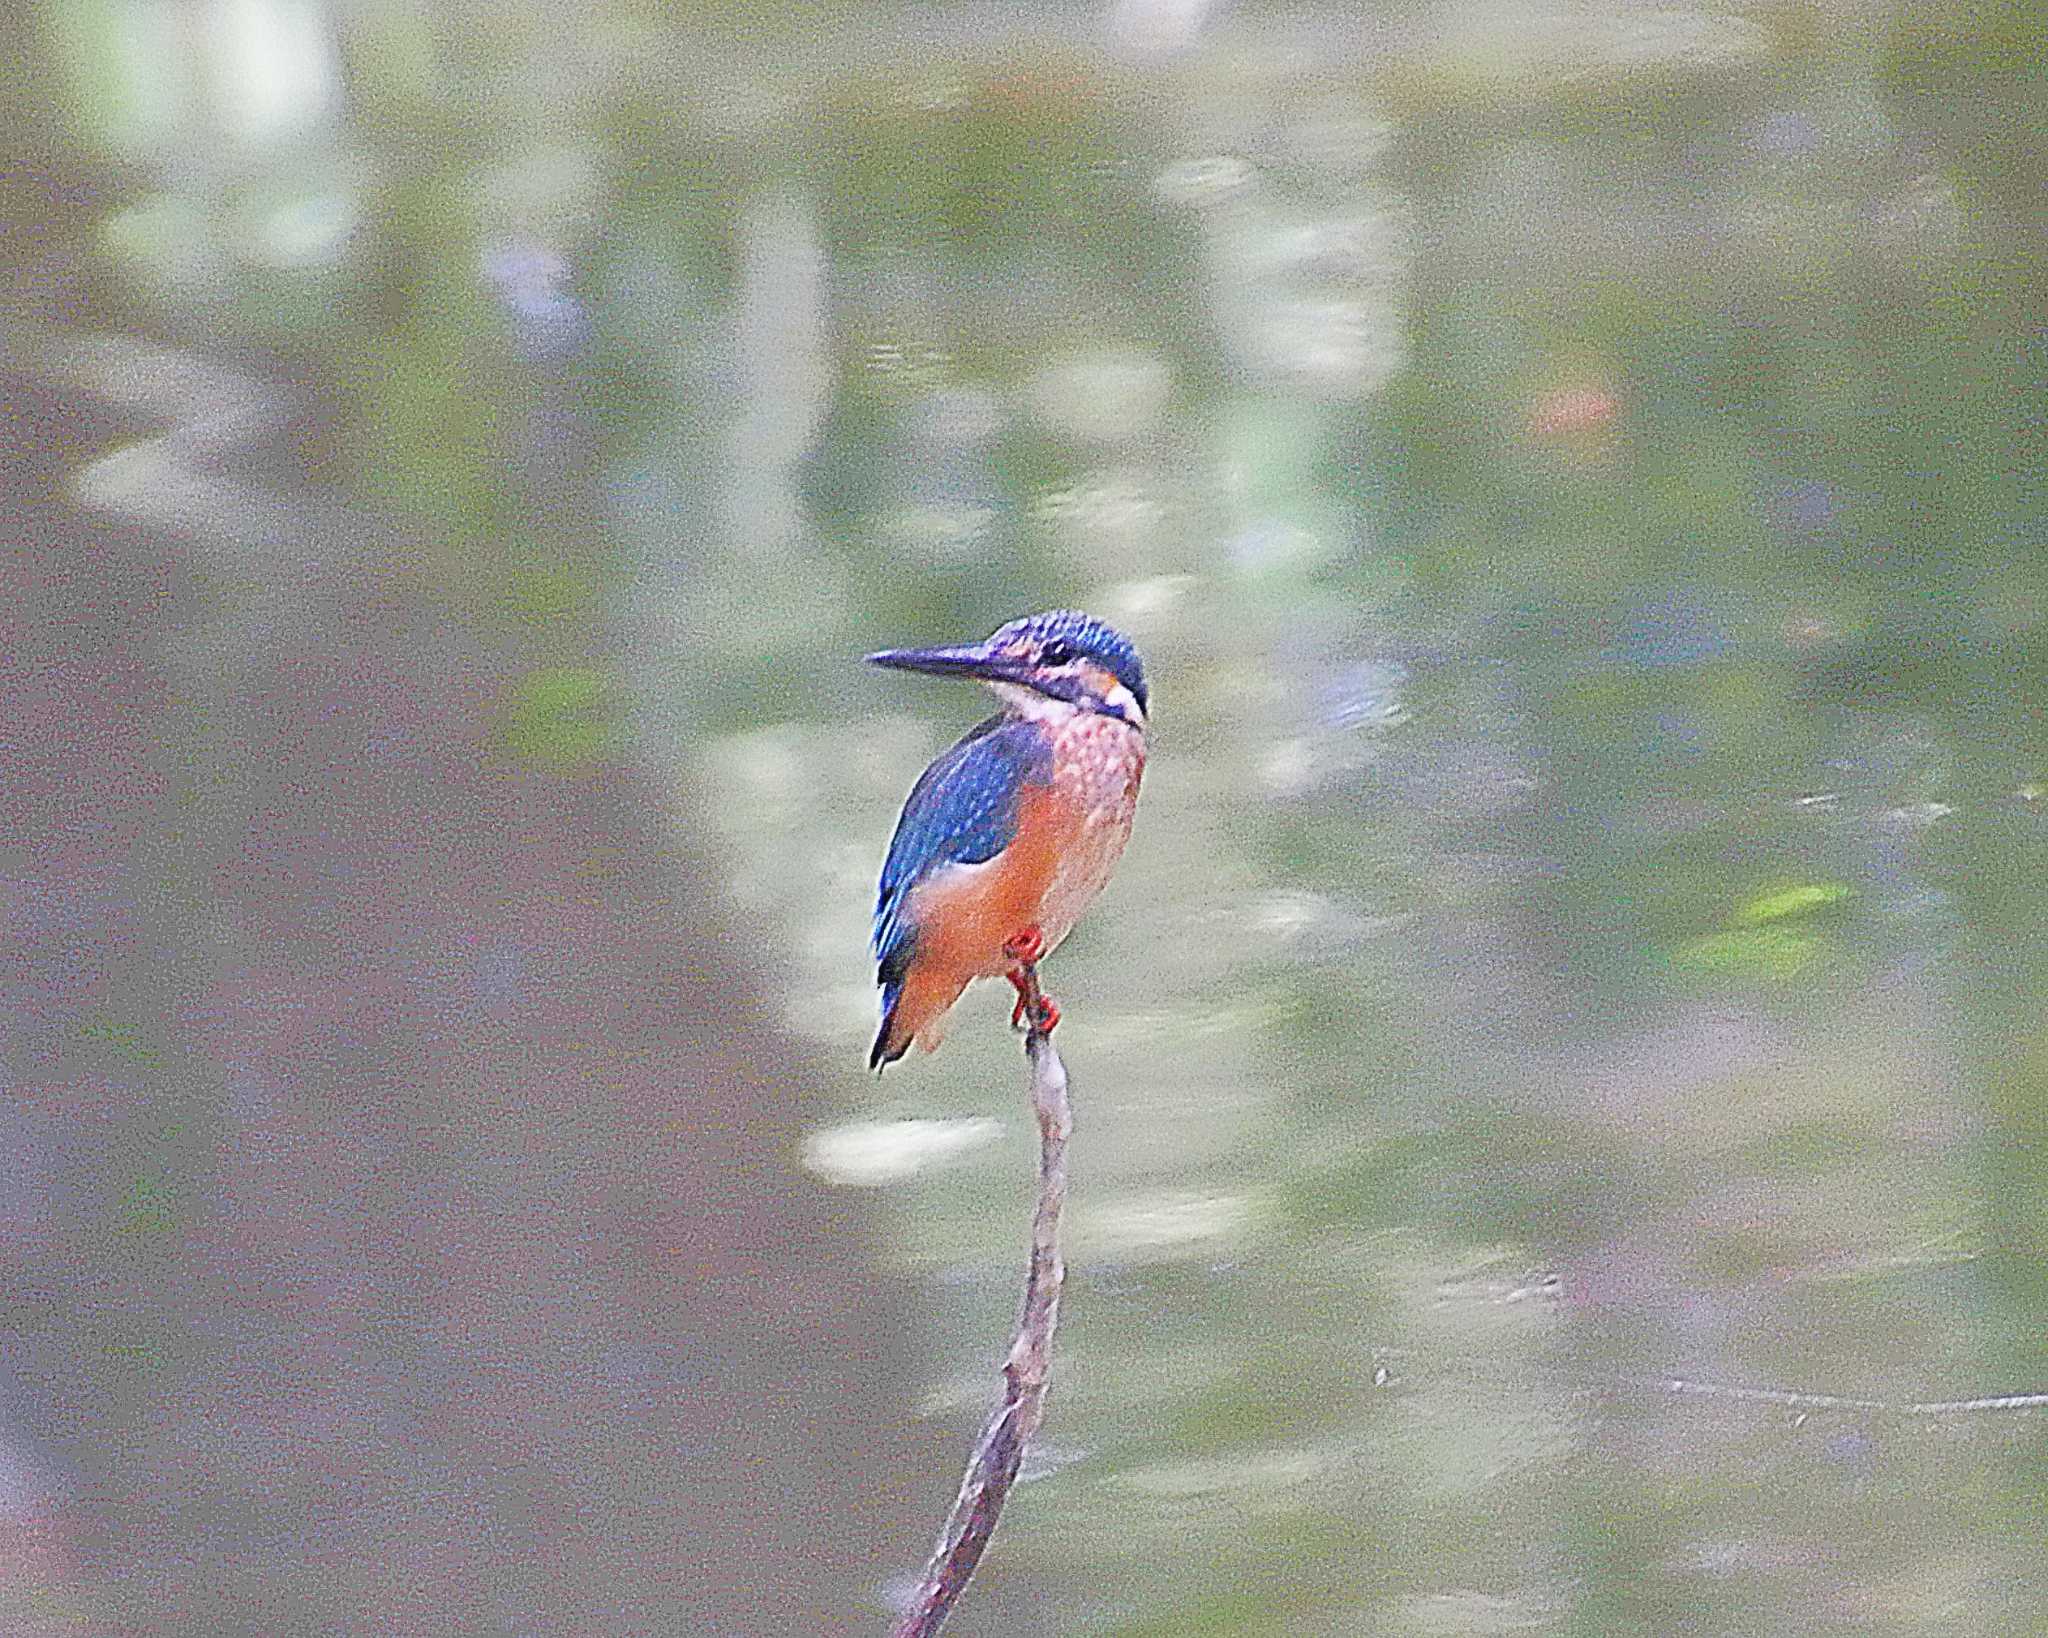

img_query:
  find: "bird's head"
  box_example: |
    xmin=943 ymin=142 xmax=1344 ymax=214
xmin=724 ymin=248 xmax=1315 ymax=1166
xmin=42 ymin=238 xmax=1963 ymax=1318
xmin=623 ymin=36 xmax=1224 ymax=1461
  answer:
xmin=868 ymin=610 xmax=1149 ymax=729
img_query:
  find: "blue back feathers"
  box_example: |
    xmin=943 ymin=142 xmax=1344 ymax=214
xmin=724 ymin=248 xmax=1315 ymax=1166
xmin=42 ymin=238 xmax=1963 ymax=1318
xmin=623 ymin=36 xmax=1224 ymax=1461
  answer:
xmin=872 ymin=715 xmax=1054 ymax=994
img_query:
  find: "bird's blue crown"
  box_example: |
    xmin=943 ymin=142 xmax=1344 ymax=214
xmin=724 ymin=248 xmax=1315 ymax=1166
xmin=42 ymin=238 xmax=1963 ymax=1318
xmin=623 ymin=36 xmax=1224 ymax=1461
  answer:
xmin=996 ymin=610 xmax=1149 ymax=714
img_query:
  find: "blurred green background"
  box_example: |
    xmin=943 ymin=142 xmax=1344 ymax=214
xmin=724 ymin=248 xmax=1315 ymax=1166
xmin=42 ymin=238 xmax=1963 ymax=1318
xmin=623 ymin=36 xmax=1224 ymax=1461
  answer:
xmin=4 ymin=0 xmax=2046 ymax=1632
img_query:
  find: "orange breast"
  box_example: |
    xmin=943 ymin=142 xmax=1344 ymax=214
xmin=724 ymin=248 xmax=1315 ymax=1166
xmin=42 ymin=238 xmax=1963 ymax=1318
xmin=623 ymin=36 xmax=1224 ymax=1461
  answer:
xmin=910 ymin=784 xmax=1076 ymax=982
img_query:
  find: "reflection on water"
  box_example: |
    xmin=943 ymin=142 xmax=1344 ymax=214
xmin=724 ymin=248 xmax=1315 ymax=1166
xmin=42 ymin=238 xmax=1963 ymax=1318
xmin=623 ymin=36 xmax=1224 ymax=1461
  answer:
xmin=12 ymin=0 xmax=2048 ymax=1631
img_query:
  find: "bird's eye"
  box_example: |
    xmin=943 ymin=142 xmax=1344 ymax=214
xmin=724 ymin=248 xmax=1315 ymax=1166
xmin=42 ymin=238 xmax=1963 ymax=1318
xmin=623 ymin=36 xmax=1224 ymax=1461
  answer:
xmin=1039 ymin=640 xmax=1075 ymax=667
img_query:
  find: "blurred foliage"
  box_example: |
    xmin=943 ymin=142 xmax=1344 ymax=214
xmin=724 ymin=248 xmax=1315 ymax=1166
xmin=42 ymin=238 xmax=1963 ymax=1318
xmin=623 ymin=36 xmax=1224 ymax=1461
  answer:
xmin=1674 ymin=880 xmax=1855 ymax=978
xmin=498 ymin=665 xmax=623 ymax=769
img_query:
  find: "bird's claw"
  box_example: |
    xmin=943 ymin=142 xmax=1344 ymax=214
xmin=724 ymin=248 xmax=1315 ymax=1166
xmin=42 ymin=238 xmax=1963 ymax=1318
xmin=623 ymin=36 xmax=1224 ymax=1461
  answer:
xmin=1009 ymin=986 xmax=1059 ymax=1035
xmin=1004 ymin=930 xmax=1059 ymax=1036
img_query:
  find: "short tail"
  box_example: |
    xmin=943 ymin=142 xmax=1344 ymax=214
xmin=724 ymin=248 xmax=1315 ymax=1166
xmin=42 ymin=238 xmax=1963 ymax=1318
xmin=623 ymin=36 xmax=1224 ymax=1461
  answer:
xmin=869 ymin=964 xmax=967 ymax=1072
xmin=869 ymin=982 xmax=910 ymax=1071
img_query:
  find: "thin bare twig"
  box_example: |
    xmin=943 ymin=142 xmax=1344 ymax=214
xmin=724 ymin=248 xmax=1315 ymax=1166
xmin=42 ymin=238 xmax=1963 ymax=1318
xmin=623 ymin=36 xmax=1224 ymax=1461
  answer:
xmin=1366 ymin=1345 xmax=2048 ymax=1421
xmin=1636 ymin=1376 xmax=2048 ymax=1418
xmin=891 ymin=964 xmax=1071 ymax=1638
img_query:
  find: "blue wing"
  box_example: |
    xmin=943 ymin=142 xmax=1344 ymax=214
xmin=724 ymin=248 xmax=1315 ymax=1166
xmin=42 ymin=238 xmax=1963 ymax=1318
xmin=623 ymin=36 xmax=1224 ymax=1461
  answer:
xmin=873 ymin=715 xmax=1053 ymax=987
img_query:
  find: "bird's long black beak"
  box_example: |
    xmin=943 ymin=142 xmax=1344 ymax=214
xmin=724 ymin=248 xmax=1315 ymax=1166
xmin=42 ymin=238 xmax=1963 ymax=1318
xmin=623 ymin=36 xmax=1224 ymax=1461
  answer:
xmin=865 ymin=641 xmax=1036 ymax=688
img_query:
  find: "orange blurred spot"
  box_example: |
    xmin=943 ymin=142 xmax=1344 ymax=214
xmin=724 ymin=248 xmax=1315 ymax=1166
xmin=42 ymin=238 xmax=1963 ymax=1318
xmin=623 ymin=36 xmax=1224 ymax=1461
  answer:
xmin=1529 ymin=384 xmax=1621 ymax=439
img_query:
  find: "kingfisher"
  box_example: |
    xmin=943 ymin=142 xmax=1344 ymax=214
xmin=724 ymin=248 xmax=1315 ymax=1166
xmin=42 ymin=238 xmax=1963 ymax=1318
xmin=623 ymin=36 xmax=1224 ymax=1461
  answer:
xmin=866 ymin=610 xmax=1149 ymax=1070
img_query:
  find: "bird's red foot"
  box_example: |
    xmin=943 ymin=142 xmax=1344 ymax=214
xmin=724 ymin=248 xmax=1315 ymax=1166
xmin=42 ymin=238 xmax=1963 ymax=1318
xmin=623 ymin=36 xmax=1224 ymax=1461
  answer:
xmin=1004 ymin=926 xmax=1057 ymax=1034
xmin=1009 ymin=985 xmax=1060 ymax=1035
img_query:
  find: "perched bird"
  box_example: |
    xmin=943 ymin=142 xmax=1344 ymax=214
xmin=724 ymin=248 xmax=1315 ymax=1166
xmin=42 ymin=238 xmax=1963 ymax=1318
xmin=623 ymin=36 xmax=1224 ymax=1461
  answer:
xmin=867 ymin=611 xmax=1149 ymax=1070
